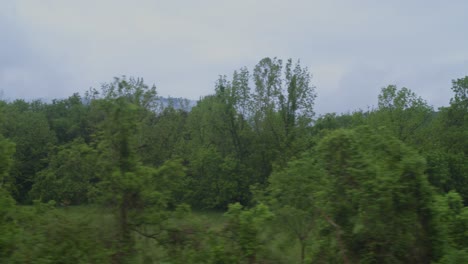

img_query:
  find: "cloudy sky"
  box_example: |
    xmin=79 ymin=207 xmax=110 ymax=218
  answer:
xmin=1 ymin=0 xmax=467 ymax=114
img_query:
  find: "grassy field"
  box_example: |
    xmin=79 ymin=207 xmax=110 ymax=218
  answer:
xmin=13 ymin=204 xmax=302 ymax=263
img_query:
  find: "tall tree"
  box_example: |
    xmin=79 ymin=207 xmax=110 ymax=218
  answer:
xmin=317 ymin=127 xmax=435 ymax=263
xmin=266 ymin=127 xmax=437 ymax=263
xmin=30 ymin=138 xmax=99 ymax=205
xmin=184 ymin=94 xmax=252 ymax=208
xmin=371 ymin=85 xmax=433 ymax=145
xmin=92 ymin=78 xmax=185 ymax=262
xmin=250 ymin=58 xmax=316 ymax=181
xmin=44 ymin=93 xmax=91 ymax=144
xmin=266 ymin=156 xmax=325 ymax=263
xmin=430 ymin=77 xmax=468 ymax=203
xmin=2 ymin=100 xmax=57 ymax=202
xmin=0 ymin=119 xmax=17 ymax=260
xmin=138 ymin=106 xmax=188 ymax=167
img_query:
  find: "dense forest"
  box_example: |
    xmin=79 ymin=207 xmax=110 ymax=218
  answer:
xmin=0 ymin=57 xmax=467 ymax=263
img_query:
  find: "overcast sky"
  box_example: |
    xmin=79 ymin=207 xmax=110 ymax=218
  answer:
xmin=1 ymin=0 xmax=467 ymax=114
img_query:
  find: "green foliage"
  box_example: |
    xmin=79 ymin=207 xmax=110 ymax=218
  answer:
xmin=450 ymin=76 xmax=468 ymax=108
xmin=152 ymin=205 xmax=212 ymax=264
xmin=8 ymin=203 xmax=114 ymax=264
xmin=91 ymin=76 xmax=160 ymax=111
xmin=0 ymin=67 xmax=467 ymax=263
xmin=224 ymin=203 xmax=274 ymax=263
xmin=89 ymin=77 xmax=189 ymax=262
xmin=30 ymin=139 xmax=99 ymax=205
xmin=183 ymin=57 xmax=316 ymax=209
xmin=45 ymin=93 xmax=91 ymax=144
xmin=312 ymin=112 xmax=367 ymax=135
xmin=0 ymin=119 xmax=17 ymax=261
xmin=371 ymin=85 xmax=433 ymax=144
xmin=318 ymin=127 xmax=435 ymax=263
xmin=429 ymin=77 xmax=468 ymax=202
xmin=266 ymin=156 xmax=326 ymax=263
xmin=433 ymin=191 xmax=468 ymax=259
xmin=0 ymin=134 xmax=15 ymax=188
xmin=1 ymin=100 xmax=57 ymax=202
xmin=250 ymin=57 xmax=316 ymax=168
xmin=438 ymin=249 xmax=468 ymax=264
xmin=184 ymin=94 xmax=253 ymax=208
xmin=0 ymin=188 xmax=18 ymax=261
xmin=138 ymin=106 xmax=188 ymax=167
xmin=264 ymin=127 xmax=438 ymax=263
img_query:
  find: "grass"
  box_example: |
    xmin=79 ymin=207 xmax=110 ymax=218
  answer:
xmin=13 ymin=204 xmax=303 ymax=263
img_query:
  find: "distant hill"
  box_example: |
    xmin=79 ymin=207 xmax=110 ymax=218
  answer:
xmin=159 ymin=97 xmax=197 ymax=110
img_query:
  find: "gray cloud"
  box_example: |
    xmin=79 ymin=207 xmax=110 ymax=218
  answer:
xmin=1 ymin=0 xmax=467 ymax=113
xmin=315 ymin=64 xmax=389 ymax=114
xmin=0 ymin=2 xmax=72 ymax=101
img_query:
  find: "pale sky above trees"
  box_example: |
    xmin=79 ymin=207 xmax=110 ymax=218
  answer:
xmin=1 ymin=0 xmax=467 ymax=114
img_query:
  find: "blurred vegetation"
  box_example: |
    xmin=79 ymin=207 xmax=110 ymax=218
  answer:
xmin=0 ymin=60 xmax=467 ymax=263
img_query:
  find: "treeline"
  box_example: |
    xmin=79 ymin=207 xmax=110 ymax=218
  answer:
xmin=0 ymin=57 xmax=467 ymax=263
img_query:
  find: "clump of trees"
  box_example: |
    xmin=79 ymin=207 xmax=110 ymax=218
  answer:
xmin=0 ymin=59 xmax=467 ymax=263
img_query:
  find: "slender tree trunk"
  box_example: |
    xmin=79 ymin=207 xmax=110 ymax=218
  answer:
xmin=113 ymin=197 xmax=133 ymax=264
xmin=300 ymin=239 xmax=306 ymax=264
xmin=319 ymin=211 xmax=350 ymax=264
xmin=248 ymin=253 xmax=256 ymax=264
